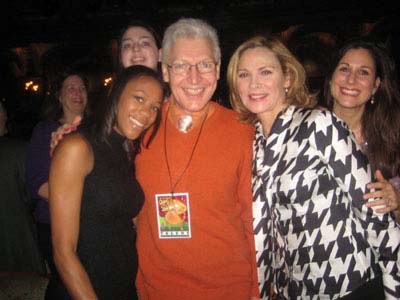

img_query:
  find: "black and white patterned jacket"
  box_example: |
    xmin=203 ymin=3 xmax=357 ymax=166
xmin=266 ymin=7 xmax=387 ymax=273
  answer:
xmin=253 ymin=106 xmax=400 ymax=299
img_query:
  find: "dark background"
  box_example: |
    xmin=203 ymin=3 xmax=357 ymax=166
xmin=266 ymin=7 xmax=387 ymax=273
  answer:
xmin=1 ymin=0 xmax=399 ymax=139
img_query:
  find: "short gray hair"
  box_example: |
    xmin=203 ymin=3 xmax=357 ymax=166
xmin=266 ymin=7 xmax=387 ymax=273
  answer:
xmin=162 ymin=18 xmax=221 ymax=63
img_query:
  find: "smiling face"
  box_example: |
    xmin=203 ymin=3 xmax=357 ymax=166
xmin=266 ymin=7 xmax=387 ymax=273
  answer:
xmin=59 ymin=75 xmax=88 ymax=118
xmin=162 ymin=37 xmax=220 ymax=115
xmin=120 ymin=26 xmax=161 ymax=70
xmin=236 ymin=47 xmax=290 ymax=121
xmin=330 ymin=48 xmax=380 ymax=112
xmin=114 ymin=76 xmax=163 ymax=140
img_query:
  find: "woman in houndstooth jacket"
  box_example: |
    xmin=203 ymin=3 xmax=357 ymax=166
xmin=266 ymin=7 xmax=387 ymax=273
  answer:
xmin=227 ymin=35 xmax=400 ymax=300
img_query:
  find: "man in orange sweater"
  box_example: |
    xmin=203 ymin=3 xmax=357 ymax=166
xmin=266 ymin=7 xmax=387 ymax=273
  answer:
xmin=135 ymin=18 xmax=259 ymax=300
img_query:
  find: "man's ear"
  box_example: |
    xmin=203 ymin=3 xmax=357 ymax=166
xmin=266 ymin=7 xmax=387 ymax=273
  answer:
xmin=162 ymin=63 xmax=170 ymax=83
xmin=216 ymin=59 xmax=221 ymax=80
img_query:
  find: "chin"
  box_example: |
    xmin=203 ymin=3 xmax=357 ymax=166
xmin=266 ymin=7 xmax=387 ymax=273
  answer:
xmin=189 ymin=99 xmax=211 ymax=112
xmin=130 ymin=128 xmax=146 ymax=140
xmin=188 ymin=106 xmax=207 ymax=113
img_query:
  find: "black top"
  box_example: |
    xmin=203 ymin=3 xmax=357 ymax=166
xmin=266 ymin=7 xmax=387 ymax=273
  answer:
xmin=74 ymin=126 xmax=144 ymax=300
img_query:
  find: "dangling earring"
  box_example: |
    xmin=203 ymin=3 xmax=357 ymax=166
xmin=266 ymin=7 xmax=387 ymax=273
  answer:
xmin=370 ymin=94 xmax=375 ymax=104
xmin=285 ymin=87 xmax=289 ymax=97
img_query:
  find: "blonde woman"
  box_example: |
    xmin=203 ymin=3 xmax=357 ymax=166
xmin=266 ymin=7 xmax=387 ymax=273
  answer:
xmin=227 ymin=35 xmax=400 ymax=299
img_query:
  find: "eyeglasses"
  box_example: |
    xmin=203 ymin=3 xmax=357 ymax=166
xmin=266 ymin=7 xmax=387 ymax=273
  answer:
xmin=166 ymin=60 xmax=216 ymax=75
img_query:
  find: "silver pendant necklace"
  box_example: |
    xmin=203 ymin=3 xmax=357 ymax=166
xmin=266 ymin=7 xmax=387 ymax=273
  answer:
xmin=177 ymin=115 xmax=193 ymax=133
xmin=164 ymin=106 xmax=207 ymax=196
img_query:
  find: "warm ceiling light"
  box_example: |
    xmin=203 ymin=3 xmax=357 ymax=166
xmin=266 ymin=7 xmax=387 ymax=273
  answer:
xmin=104 ymin=77 xmax=112 ymax=87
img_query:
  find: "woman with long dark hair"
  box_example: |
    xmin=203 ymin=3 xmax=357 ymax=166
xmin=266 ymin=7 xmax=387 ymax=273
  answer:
xmin=49 ymin=65 xmax=165 ymax=299
xmin=324 ymin=38 xmax=400 ymax=221
xmin=228 ymin=35 xmax=400 ymax=299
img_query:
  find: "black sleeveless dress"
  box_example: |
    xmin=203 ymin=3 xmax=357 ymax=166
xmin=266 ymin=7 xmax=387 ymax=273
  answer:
xmin=65 ymin=126 xmax=144 ymax=300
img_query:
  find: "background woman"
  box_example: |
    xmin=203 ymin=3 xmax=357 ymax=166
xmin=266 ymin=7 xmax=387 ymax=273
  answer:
xmin=49 ymin=65 xmax=164 ymax=299
xmin=324 ymin=38 xmax=400 ymax=221
xmin=227 ymin=35 xmax=400 ymax=299
xmin=50 ymin=21 xmax=163 ymax=149
xmin=118 ymin=21 xmax=161 ymax=71
xmin=27 ymin=68 xmax=89 ymax=299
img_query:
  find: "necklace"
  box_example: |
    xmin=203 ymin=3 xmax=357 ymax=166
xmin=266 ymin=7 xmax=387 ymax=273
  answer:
xmin=164 ymin=105 xmax=208 ymax=196
xmin=178 ymin=114 xmax=193 ymax=133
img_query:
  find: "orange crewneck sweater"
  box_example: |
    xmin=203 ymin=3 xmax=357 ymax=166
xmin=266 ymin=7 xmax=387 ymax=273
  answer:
xmin=135 ymin=101 xmax=259 ymax=300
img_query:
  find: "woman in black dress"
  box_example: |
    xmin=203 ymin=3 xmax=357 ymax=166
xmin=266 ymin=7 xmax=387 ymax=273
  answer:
xmin=49 ymin=65 xmax=165 ymax=300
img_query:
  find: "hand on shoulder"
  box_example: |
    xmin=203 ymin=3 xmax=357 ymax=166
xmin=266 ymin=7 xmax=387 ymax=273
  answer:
xmin=50 ymin=115 xmax=81 ymax=157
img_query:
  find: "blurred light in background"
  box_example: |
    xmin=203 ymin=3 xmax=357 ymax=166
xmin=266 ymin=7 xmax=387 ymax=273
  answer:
xmin=24 ymin=80 xmax=40 ymax=93
xmin=104 ymin=77 xmax=112 ymax=87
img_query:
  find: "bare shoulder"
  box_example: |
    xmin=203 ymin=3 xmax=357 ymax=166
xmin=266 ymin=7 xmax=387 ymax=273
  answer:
xmin=56 ymin=133 xmax=91 ymax=155
xmin=52 ymin=133 xmax=93 ymax=173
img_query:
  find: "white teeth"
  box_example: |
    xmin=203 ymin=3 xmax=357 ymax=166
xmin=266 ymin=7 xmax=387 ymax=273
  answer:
xmin=184 ymin=88 xmax=203 ymax=95
xmin=249 ymin=94 xmax=265 ymax=100
xmin=341 ymin=88 xmax=359 ymax=96
xmin=132 ymin=57 xmax=145 ymax=62
xmin=129 ymin=116 xmax=144 ymax=128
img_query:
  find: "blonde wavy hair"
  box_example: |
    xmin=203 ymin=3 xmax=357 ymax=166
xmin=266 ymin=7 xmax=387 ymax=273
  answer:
xmin=227 ymin=35 xmax=316 ymax=123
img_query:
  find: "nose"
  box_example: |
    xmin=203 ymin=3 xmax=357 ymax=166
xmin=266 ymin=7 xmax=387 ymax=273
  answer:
xmin=69 ymin=87 xmax=80 ymax=97
xmin=188 ymin=64 xmax=201 ymax=84
xmin=132 ymin=42 xmax=141 ymax=52
xmin=250 ymin=75 xmax=260 ymax=88
xmin=140 ymin=105 xmax=151 ymax=117
xmin=347 ymin=71 xmax=356 ymax=84
xmin=78 ymin=89 xmax=86 ymax=97
xmin=138 ymin=103 xmax=155 ymax=122
xmin=73 ymin=88 xmax=86 ymax=98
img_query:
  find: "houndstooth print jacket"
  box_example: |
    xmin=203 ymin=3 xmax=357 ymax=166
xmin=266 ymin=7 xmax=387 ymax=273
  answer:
xmin=253 ymin=106 xmax=400 ymax=300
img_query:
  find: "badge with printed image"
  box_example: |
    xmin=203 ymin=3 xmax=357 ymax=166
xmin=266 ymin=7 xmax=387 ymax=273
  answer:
xmin=155 ymin=192 xmax=191 ymax=239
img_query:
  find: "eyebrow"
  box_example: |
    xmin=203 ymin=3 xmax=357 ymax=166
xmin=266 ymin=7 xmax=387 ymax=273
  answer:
xmin=131 ymin=89 xmax=150 ymax=97
xmin=338 ymin=62 xmax=374 ymax=70
xmin=122 ymin=36 xmax=154 ymax=42
xmin=237 ymin=65 xmax=277 ymax=71
xmin=171 ymin=58 xmax=214 ymax=63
